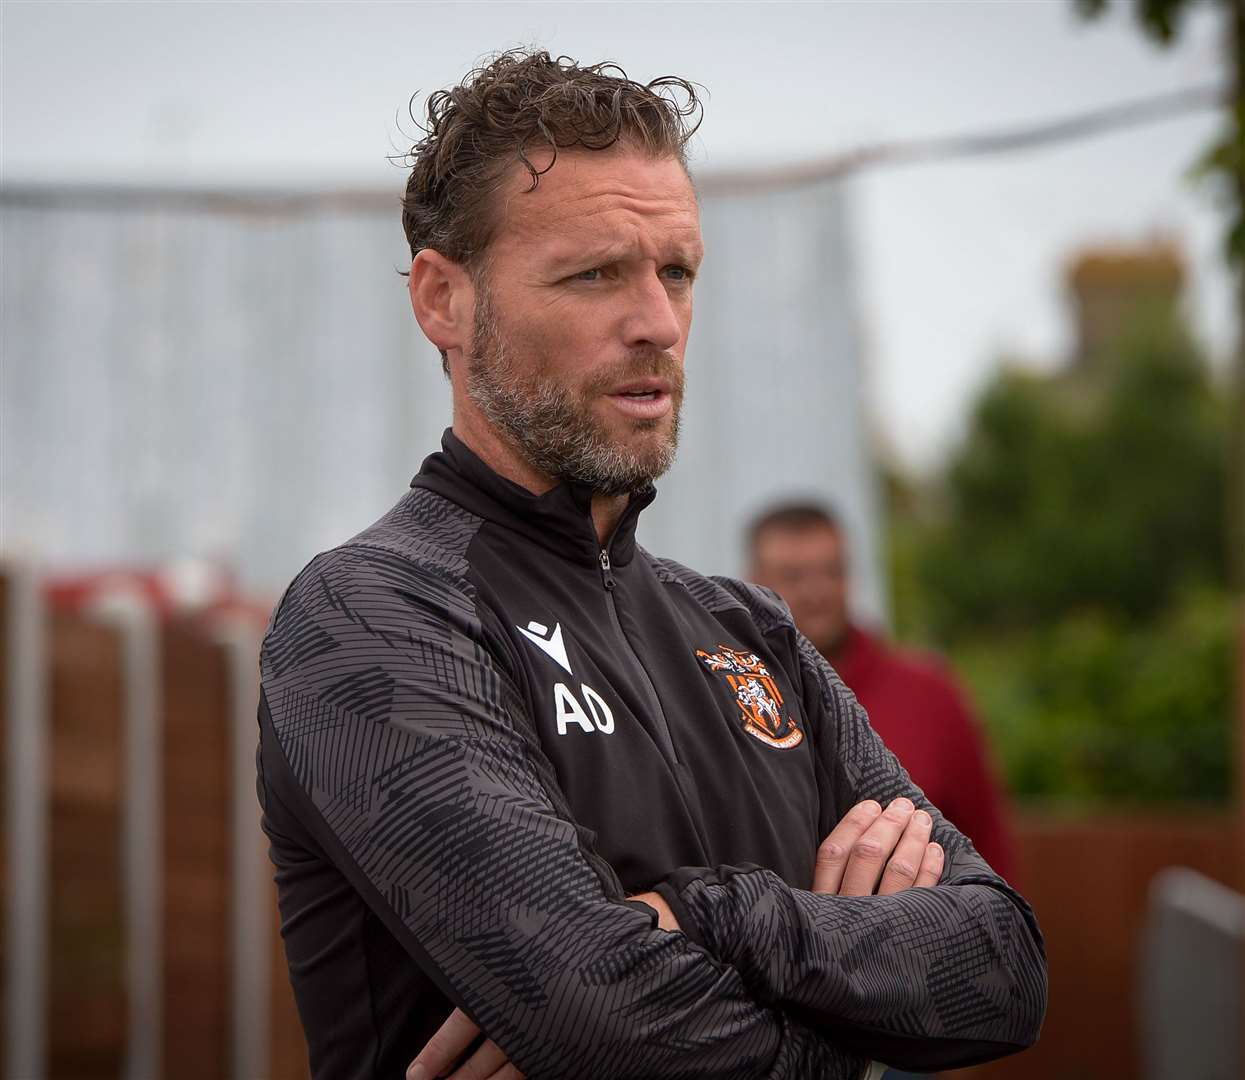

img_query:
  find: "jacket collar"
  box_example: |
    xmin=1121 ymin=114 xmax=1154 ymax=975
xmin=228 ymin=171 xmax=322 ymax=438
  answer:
xmin=411 ymin=428 xmax=656 ymax=567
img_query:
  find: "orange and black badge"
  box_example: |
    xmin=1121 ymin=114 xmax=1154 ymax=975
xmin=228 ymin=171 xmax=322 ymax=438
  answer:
xmin=695 ymin=644 xmax=804 ymax=749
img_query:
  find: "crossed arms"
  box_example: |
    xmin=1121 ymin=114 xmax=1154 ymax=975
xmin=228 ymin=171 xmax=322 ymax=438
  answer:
xmin=414 ymin=797 xmax=952 ymax=1080
xmin=260 ymin=547 xmax=1047 ymax=1079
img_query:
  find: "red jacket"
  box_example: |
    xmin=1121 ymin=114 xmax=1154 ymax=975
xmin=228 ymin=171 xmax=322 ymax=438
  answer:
xmin=831 ymin=625 xmax=1017 ymax=883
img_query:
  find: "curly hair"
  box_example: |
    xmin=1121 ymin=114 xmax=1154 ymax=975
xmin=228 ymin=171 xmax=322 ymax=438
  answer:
xmin=398 ymin=49 xmax=702 ymax=271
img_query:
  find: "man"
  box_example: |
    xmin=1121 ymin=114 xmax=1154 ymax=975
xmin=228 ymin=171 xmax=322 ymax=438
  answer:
xmin=747 ymin=504 xmax=1016 ymax=882
xmin=257 ymin=50 xmax=1045 ymax=1080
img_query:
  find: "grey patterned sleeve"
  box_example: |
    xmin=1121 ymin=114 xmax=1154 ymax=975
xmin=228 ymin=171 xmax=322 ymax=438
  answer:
xmin=261 ymin=546 xmax=867 ymax=1080
xmin=654 ymin=630 xmax=1048 ymax=1073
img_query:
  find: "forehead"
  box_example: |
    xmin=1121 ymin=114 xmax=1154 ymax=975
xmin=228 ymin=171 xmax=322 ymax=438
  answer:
xmin=756 ymin=524 xmax=845 ymax=563
xmin=488 ymin=147 xmax=702 ymax=257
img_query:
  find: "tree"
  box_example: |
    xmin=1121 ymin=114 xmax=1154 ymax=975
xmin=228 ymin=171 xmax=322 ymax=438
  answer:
xmin=919 ymin=298 xmax=1227 ymax=639
xmin=1075 ymin=0 xmax=1244 ymax=588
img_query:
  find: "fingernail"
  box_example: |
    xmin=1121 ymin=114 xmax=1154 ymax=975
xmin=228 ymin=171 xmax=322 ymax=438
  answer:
xmin=892 ymin=797 xmax=913 ymax=813
xmin=860 ymin=800 xmax=882 ymax=815
xmin=914 ymin=810 xmax=930 ymax=826
xmin=408 ymin=1065 xmax=426 ymax=1080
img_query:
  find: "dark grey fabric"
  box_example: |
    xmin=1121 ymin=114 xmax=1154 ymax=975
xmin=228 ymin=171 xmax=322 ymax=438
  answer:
xmin=258 ymin=435 xmax=1047 ymax=1078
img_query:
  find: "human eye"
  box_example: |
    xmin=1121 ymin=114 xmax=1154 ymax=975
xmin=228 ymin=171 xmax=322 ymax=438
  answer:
xmin=662 ymin=264 xmax=695 ymax=284
xmin=570 ymin=267 xmax=602 ymax=282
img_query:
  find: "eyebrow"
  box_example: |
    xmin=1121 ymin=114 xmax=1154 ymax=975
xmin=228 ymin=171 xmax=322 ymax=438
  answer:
xmin=545 ymin=241 xmax=704 ymax=274
xmin=545 ymin=242 xmax=629 ymax=273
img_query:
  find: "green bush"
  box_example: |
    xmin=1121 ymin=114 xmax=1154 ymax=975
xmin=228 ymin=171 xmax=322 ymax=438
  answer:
xmin=950 ymin=589 xmax=1235 ymax=804
xmin=919 ymin=310 xmax=1227 ymax=638
xmin=893 ymin=298 xmax=1236 ymax=806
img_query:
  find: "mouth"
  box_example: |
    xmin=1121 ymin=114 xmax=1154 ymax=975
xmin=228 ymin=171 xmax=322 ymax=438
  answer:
xmin=606 ymin=379 xmax=674 ymax=420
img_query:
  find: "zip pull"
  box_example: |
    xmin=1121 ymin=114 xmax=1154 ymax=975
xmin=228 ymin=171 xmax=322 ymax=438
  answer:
xmin=599 ymin=549 xmax=616 ymax=590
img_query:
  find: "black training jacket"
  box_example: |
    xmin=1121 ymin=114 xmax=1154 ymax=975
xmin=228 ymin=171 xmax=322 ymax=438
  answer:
xmin=257 ymin=430 xmax=1047 ymax=1080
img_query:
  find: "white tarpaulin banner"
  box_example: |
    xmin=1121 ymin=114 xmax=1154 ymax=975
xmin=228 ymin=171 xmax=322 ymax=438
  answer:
xmin=1 ymin=180 xmax=886 ymax=624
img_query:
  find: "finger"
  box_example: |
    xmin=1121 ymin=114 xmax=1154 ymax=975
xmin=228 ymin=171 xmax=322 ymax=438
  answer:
xmin=913 ymin=841 xmax=945 ymax=889
xmin=877 ymin=808 xmax=933 ymax=896
xmin=812 ymin=800 xmax=883 ymax=893
xmin=448 ymin=1039 xmax=509 ymax=1080
xmin=486 ymin=1065 xmax=525 ymax=1080
xmin=408 ymin=1008 xmax=480 ymax=1079
xmin=839 ymin=797 xmax=915 ymax=896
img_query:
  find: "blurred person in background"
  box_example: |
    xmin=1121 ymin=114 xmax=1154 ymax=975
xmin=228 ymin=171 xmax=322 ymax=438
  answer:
xmin=748 ymin=502 xmax=1016 ymax=882
xmin=256 ymin=49 xmax=1045 ymax=1080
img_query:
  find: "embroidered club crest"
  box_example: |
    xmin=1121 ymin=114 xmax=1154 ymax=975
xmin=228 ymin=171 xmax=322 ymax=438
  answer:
xmin=695 ymin=644 xmax=803 ymax=750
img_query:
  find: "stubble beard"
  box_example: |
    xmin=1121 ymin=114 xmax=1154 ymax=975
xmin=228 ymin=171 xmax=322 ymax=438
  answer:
xmin=465 ymin=286 xmax=684 ymax=496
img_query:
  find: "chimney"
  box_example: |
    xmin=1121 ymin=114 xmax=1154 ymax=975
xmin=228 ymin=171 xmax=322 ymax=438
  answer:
xmin=1065 ymin=241 xmax=1185 ymax=369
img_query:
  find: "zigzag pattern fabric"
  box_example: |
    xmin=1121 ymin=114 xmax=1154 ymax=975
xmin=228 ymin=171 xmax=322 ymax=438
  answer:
xmin=258 ymin=437 xmax=1046 ymax=1079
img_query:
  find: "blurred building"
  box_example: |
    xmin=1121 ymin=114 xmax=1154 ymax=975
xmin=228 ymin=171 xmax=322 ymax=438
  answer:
xmin=1065 ymin=240 xmax=1185 ymax=367
xmin=0 ymin=179 xmax=888 ymax=624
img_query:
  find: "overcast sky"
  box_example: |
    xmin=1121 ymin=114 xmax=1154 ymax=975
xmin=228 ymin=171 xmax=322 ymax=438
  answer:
xmin=2 ymin=0 xmax=1235 ymax=468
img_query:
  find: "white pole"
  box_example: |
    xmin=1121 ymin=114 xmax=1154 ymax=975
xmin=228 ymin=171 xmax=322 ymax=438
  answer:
xmin=4 ymin=560 xmax=48 ymax=1080
xmin=216 ymin=616 xmax=270 ymax=1080
xmin=91 ymin=591 xmax=162 ymax=1080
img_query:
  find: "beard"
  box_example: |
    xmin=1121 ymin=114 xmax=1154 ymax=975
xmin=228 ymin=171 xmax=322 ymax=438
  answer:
xmin=465 ymin=285 xmax=684 ymax=496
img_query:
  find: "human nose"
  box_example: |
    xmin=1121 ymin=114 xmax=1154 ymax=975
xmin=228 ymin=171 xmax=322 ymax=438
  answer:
xmin=621 ymin=273 xmax=682 ymax=352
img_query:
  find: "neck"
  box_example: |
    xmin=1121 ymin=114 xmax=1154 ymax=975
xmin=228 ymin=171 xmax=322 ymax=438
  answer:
xmin=452 ymin=392 xmax=554 ymax=495
xmin=590 ymin=493 xmax=630 ymax=548
xmin=823 ymin=625 xmax=852 ymax=664
xmin=451 ymin=400 xmax=630 ymax=547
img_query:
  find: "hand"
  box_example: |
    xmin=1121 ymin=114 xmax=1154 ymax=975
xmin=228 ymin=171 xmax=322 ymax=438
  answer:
xmin=407 ymin=1008 xmax=524 ymax=1080
xmin=631 ymin=890 xmax=681 ymax=932
xmin=812 ymin=797 xmax=944 ymax=896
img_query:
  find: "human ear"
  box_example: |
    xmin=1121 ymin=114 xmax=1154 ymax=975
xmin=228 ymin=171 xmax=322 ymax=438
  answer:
xmin=408 ymin=249 xmax=474 ymax=356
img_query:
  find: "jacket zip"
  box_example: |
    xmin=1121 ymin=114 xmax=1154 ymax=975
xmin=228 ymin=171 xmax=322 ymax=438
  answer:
xmin=598 ymin=548 xmax=682 ymax=765
xmin=599 ymin=546 xmax=715 ymax=860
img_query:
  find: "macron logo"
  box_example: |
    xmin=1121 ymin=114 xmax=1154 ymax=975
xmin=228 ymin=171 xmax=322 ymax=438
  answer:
xmin=517 ymin=620 xmax=573 ymax=675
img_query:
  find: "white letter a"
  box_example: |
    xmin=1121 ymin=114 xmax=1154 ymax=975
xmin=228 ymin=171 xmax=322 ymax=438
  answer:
xmin=554 ymin=682 xmax=594 ymax=736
